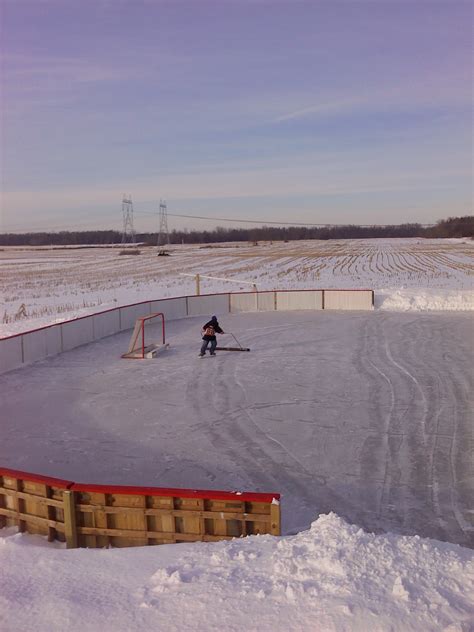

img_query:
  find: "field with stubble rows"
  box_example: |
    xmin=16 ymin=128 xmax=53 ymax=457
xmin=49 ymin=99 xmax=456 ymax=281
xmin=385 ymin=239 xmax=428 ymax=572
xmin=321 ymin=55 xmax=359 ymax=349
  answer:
xmin=1 ymin=237 xmax=472 ymax=335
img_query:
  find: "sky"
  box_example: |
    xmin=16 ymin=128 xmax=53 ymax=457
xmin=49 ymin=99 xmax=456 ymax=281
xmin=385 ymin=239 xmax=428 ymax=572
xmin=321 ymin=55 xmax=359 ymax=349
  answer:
xmin=0 ymin=0 xmax=472 ymax=233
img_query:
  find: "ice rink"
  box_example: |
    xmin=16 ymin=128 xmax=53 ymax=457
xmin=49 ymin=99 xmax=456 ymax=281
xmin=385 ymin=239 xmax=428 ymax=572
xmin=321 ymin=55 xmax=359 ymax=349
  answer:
xmin=1 ymin=310 xmax=472 ymax=546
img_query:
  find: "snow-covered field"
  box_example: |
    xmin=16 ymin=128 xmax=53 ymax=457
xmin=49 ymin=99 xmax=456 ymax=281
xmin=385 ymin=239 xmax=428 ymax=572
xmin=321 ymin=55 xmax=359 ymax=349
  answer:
xmin=1 ymin=238 xmax=473 ymax=631
xmin=1 ymin=238 xmax=473 ymax=336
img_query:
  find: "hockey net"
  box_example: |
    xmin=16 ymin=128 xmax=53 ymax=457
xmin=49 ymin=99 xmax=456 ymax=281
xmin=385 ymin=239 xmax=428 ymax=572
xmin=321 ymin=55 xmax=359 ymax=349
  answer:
xmin=121 ymin=312 xmax=168 ymax=359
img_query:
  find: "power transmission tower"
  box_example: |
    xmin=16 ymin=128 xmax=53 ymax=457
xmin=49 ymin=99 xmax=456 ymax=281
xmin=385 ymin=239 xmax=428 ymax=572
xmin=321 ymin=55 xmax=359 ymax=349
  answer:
xmin=157 ymin=199 xmax=170 ymax=249
xmin=121 ymin=194 xmax=136 ymax=244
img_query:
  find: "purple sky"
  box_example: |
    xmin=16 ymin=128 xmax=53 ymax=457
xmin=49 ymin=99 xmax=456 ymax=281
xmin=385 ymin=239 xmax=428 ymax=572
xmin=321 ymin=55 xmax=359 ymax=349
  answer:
xmin=1 ymin=0 xmax=472 ymax=232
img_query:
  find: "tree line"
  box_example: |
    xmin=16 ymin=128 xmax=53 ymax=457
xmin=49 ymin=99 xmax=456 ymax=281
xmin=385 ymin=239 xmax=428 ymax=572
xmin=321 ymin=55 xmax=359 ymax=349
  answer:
xmin=1 ymin=215 xmax=472 ymax=246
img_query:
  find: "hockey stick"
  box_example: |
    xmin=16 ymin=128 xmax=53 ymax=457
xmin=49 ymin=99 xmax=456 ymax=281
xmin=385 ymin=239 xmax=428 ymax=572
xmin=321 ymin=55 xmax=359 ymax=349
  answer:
xmin=230 ymin=333 xmax=245 ymax=349
xmin=215 ymin=332 xmax=250 ymax=352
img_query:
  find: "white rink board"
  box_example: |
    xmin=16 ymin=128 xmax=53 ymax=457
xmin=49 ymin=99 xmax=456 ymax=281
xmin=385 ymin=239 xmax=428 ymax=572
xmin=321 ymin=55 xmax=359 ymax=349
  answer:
xmin=187 ymin=294 xmax=230 ymax=317
xmin=0 ymin=289 xmax=375 ymax=373
xmin=276 ymin=290 xmax=323 ymax=311
xmin=45 ymin=326 xmax=62 ymax=357
xmin=150 ymin=298 xmax=187 ymax=321
xmin=324 ymin=290 xmax=373 ymax=310
xmin=257 ymin=292 xmax=276 ymax=311
xmin=20 ymin=327 xmax=62 ymax=365
xmin=0 ymin=336 xmax=22 ymax=373
xmin=22 ymin=330 xmax=47 ymax=364
xmin=62 ymin=317 xmax=95 ymax=351
xmin=230 ymin=293 xmax=258 ymax=313
xmin=93 ymin=310 xmax=121 ymax=339
xmin=119 ymin=303 xmax=152 ymax=331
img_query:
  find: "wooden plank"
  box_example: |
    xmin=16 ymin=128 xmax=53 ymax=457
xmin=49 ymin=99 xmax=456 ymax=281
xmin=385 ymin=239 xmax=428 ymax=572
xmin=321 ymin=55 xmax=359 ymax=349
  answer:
xmin=0 ymin=508 xmax=65 ymax=530
xmin=109 ymin=493 xmax=147 ymax=547
xmin=74 ymin=492 xmax=99 ymax=548
xmin=244 ymin=501 xmax=270 ymax=535
xmin=70 ymin=482 xmax=279 ymax=505
xmin=162 ymin=498 xmax=176 ymax=535
xmin=149 ymin=495 xmax=175 ymax=535
xmin=22 ymin=481 xmax=48 ymax=537
xmin=90 ymin=493 xmax=109 ymax=548
xmin=0 ymin=476 xmax=6 ymax=528
xmin=1 ymin=480 xmax=277 ymax=544
xmin=0 ymin=488 xmax=64 ymax=509
xmin=0 ymin=468 xmax=73 ymax=491
xmin=144 ymin=495 xmax=155 ymax=545
xmin=63 ymin=490 xmax=78 ymax=549
xmin=242 ymin=503 xmax=249 ymax=537
xmin=77 ymin=526 xmax=234 ymax=542
xmin=270 ymin=501 xmax=281 ymax=536
xmin=73 ymin=504 xmax=271 ymax=522
xmin=45 ymin=484 xmax=56 ymax=542
xmin=13 ymin=478 xmax=26 ymax=533
xmin=197 ymin=499 xmax=205 ymax=537
xmin=206 ymin=499 xmax=246 ymax=537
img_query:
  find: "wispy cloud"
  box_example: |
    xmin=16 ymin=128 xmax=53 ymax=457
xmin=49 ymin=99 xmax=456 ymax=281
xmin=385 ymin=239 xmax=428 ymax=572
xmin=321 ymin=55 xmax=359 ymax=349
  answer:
xmin=273 ymin=63 xmax=471 ymax=124
xmin=274 ymin=98 xmax=367 ymax=123
xmin=3 ymin=52 xmax=124 ymax=84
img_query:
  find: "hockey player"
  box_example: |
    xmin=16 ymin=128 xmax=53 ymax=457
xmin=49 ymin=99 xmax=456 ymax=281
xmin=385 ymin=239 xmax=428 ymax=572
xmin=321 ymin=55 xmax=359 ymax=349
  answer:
xmin=199 ymin=315 xmax=224 ymax=357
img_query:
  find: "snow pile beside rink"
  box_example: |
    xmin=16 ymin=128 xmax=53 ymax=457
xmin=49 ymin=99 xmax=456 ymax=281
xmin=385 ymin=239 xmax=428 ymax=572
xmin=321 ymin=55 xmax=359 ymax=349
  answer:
xmin=378 ymin=288 xmax=474 ymax=311
xmin=1 ymin=514 xmax=473 ymax=632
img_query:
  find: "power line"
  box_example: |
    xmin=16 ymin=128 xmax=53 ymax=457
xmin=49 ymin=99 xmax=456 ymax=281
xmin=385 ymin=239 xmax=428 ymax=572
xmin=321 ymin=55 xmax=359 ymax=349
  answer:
xmin=1 ymin=208 xmax=436 ymax=233
xmin=134 ymin=209 xmax=434 ymax=228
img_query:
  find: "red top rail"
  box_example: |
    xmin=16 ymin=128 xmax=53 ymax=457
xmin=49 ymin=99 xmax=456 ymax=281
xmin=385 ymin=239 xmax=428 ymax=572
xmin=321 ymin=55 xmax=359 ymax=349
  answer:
xmin=0 ymin=467 xmax=74 ymax=489
xmin=0 ymin=467 xmax=280 ymax=503
xmin=71 ymin=482 xmax=280 ymax=503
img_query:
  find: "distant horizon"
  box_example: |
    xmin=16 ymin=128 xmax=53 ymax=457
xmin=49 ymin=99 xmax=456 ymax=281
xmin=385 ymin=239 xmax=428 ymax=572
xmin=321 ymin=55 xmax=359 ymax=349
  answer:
xmin=2 ymin=214 xmax=472 ymax=243
xmin=0 ymin=214 xmax=455 ymax=236
xmin=1 ymin=1 xmax=472 ymax=233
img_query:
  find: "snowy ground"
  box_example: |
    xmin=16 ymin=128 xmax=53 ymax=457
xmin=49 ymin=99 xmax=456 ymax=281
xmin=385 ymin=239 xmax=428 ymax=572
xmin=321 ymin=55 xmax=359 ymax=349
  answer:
xmin=1 ymin=513 xmax=473 ymax=632
xmin=1 ymin=238 xmax=473 ymax=335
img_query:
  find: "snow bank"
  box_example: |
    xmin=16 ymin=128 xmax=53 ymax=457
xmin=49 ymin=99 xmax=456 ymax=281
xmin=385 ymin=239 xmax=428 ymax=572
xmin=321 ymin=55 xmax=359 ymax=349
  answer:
xmin=377 ymin=289 xmax=474 ymax=312
xmin=1 ymin=513 xmax=473 ymax=632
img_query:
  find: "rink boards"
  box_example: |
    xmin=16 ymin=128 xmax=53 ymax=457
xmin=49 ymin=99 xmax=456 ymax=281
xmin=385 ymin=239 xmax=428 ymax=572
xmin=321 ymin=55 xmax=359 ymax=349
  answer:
xmin=0 ymin=289 xmax=373 ymax=374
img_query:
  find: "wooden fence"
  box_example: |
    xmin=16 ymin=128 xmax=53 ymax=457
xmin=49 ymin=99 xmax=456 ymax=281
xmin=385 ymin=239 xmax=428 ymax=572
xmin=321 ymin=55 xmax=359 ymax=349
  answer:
xmin=0 ymin=468 xmax=281 ymax=548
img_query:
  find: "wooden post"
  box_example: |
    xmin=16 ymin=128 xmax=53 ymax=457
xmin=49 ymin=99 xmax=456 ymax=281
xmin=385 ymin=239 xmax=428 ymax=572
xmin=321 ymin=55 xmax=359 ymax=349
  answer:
xmin=63 ymin=490 xmax=78 ymax=549
xmin=45 ymin=485 xmax=56 ymax=542
xmin=14 ymin=479 xmax=26 ymax=533
xmin=0 ymin=475 xmax=6 ymax=529
xmin=196 ymin=274 xmax=201 ymax=296
xmin=270 ymin=500 xmax=281 ymax=536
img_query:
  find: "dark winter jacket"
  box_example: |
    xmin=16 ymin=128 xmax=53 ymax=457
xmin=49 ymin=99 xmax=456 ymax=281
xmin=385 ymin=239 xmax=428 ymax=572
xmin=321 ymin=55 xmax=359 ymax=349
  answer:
xmin=202 ymin=318 xmax=223 ymax=340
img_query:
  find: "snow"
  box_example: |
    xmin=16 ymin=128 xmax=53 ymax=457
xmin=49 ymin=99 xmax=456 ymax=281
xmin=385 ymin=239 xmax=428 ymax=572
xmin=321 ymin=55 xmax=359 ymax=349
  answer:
xmin=1 ymin=514 xmax=473 ymax=632
xmin=1 ymin=238 xmax=473 ymax=631
xmin=377 ymin=289 xmax=474 ymax=311
xmin=1 ymin=238 xmax=473 ymax=336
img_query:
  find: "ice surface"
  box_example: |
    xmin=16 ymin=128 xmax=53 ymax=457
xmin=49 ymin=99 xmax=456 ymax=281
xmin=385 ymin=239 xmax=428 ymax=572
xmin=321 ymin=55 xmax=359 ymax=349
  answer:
xmin=1 ymin=310 xmax=472 ymax=547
